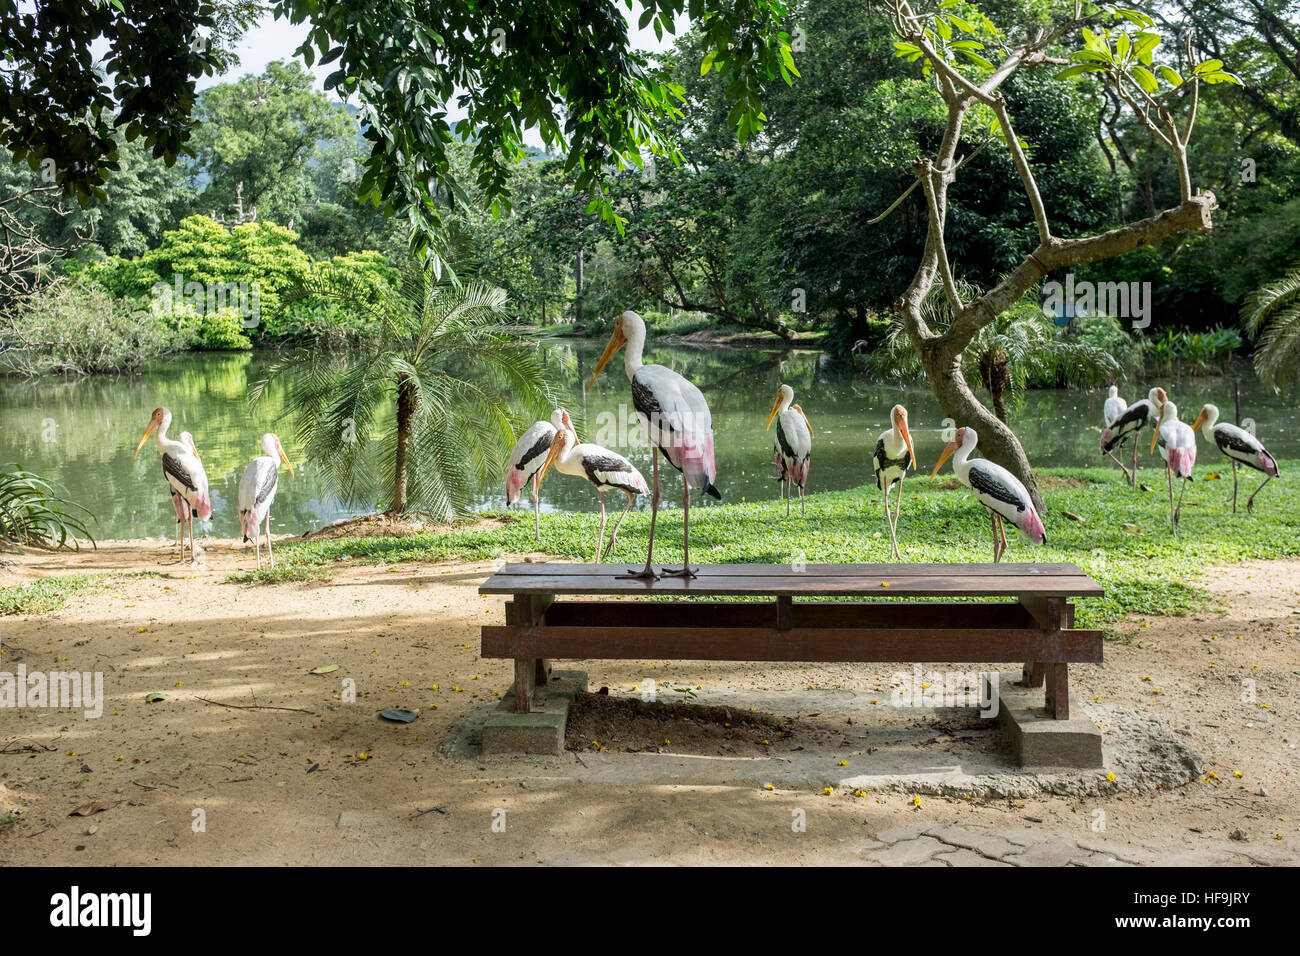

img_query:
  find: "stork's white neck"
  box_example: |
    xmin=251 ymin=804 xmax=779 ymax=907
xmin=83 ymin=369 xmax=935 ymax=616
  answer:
xmin=952 ymin=428 xmax=979 ymax=481
xmin=156 ymin=409 xmax=174 ymax=452
xmin=776 ymin=386 xmax=794 ymax=416
xmin=621 ymin=314 xmax=646 ymax=380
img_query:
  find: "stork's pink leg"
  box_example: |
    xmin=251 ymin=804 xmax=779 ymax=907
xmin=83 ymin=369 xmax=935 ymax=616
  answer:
xmin=595 ymin=491 xmax=607 ymax=564
xmin=532 ymin=473 xmax=541 ymax=541
xmin=662 ymin=484 xmax=696 ymax=578
xmin=1166 ymin=465 xmax=1177 ymax=536
xmin=266 ymin=512 xmax=275 ymax=570
xmin=1130 ymin=437 xmax=1139 ymax=488
xmin=884 ymin=482 xmax=900 ymax=560
xmin=622 ymin=452 xmax=659 ymax=579
xmin=1174 ymin=476 xmax=1189 ymax=532
xmin=603 ymin=490 xmax=634 ymax=561
xmin=1229 ymin=460 xmax=1239 ymax=512
xmin=1247 ymin=473 xmax=1273 ymax=512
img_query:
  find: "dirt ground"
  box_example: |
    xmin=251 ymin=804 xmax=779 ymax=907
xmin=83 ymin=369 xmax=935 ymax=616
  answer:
xmin=0 ymin=537 xmax=1296 ymax=866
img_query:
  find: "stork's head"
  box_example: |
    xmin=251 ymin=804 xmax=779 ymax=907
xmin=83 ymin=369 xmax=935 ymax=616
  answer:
xmin=765 ymin=384 xmax=795 ymax=431
xmin=1190 ymin=403 xmax=1218 ymax=435
xmin=538 ymin=427 xmax=572 ymax=485
xmin=931 ymin=426 xmax=967 ymax=479
xmin=590 ymin=311 xmax=642 ymax=387
xmin=892 ymin=405 xmax=916 ymax=469
xmin=1150 ymin=397 xmax=1177 ymax=453
xmin=262 ymin=433 xmax=294 ymax=475
xmin=133 ymin=407 xmax=169 ymax=459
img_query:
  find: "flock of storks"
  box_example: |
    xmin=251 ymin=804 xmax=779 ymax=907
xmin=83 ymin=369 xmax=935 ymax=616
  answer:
xmin=134 ymin=407 xmax=293 ymax=568
xmin=130 ymin=311 xmax=1282 ymax=572
xmin=508 ymin=313 xmax=1283 ymax=571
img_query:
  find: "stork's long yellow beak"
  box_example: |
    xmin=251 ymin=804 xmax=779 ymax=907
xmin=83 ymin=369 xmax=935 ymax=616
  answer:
xmin=1149 ymin=421 xmax=1162 ymax=455
xmin=930 ymin=441 xmax=957 ymax=479
xmin=537 ymin=434 xmax=563 ymax=485
xmin=278 ymin=446 xmax=294 ymax=477
xmin=133 ymin=423 xmax=156 ymax=460
xmin=765 ymin=393 xmax=782 ymax=431
xmin=901 ymin=424 xmax=916 ymax=469
xmin=1190 ymin=408 xmax=1208 ymax=434
xmin=589 ymin=325 xmax=627 ymax=387
xmin=797 ymin=406 xmax=813 ymax=437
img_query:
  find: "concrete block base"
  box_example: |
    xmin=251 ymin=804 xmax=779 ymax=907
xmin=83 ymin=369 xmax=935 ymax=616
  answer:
xmin=480 ymin=670 xmax=588 ymax=756
xmin=995 ymin=672 xmax=1104 ymax=768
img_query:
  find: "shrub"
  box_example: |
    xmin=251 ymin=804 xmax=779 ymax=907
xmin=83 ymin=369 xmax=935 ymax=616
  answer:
xmin=0 ymin=279 xmax=185 ymax=376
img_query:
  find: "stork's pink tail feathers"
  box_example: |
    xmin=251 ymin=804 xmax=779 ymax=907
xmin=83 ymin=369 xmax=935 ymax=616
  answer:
xmin=193 ymin=492 xmax=212 ymax=522
xmin=1019 ymin=507 xmax=1047 ymax=546
xmin=504 ymin=468 xmax=527 ymax=505
xmin=239 ymin=508 xmax=258 ymax=542
xmin=1260 ymin=451 xmax=1280 ymax=477
xmin=791 ymin=457 xmax=811 ymax=488
xmin=676 ymin=432 xmax=720 ymax=499
xmin=1168 ymin=447 xmax=1196 ymax=480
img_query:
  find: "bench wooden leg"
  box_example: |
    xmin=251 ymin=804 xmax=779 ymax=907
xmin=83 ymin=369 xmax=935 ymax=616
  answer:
xmin=510 ymin=592 xmax=553 ymax=713
xmin=1022 ymin=662 xmax=1044 ymax=688
xmin=513 ymin=659 xmax=536 ymax=713
xmin=1044 ymin=663 xmax=1069 ymax=719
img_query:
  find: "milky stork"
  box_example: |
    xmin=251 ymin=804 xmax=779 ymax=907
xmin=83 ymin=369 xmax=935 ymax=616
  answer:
xmin=169 ymin=432 xmax=199 ymax=560
xmin=134 ymin=407 xmax=212 ymax=562
xmin=931 ymin=426 xmax=1046 ymax=562
xmin=766 ymin=384 xmax=812 ymax=517
xmin=1150 ymin=397 xmax=1196 ymax=536
xmin=238 ymin=433 xmax=294 ymax=570
xmin=590 ymin=311 xmax=720 ymax=578
xmin=1101 ymin=386 xmax=1133 ymax=483
xmin=1101 ymin=386 xmax=1165 ymax=488
xmin=505 ymin=410 xmax=564 ymax=541
xmin=538 ymin=409 xmax=649 ymax=563
xmin=872 ymin=404 xmax=917 ymax=560
xmin=1191 ymin=403 xmax=1278 ymax=513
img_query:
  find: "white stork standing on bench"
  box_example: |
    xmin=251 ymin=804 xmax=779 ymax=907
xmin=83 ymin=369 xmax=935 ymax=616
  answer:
xmin=1191 ymin=403 xmax=1278 ymax=514
xmin=505 ymin=409 xmax=565 ymax=541
xmin=238 ymin=433 xmax=294 ymax=570
xmin=873 ymin=404 xmax=917 ymax=560
xmin=590 ymin=310 xmax=720 ymax=579
xmin=1100 ymin=386 xmax=1165 ymax=488
xmin=538 ymin=409 xmax=649 ymax=564
xmin=766 ymin=383 xmax=812 ymax=518
xmin=134 ymin=406 xmax=212 ymax=563
xmin=931 ymin=426 xmax=1046 ymax=562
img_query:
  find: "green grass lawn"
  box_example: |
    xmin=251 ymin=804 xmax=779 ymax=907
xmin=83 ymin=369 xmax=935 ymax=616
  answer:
xmin=0 ymin=573 xmax=139 ymax=616
xmin=225 ymin=461 xmax=1300 ymax=635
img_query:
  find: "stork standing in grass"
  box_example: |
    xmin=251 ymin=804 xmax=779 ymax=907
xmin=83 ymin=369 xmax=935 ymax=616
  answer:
xmin=537 ymin=409 xmax=648 ymax=563
xmin=590 ymin=310 xmax=720 ymax=578
xmin=134 ymin=407 xmax=212 ymax=562
xmin=930 ymin=426 xmax=1046 ymax=562
xmin=505 ymin=410 xmax=564 ymax=541
xmin=1150 ymin=397 xmax=1196 ymax=536
xmin=169 ymin=431 xmax=199 ymax=561
xmin=1101 ymin=386 xmax=1135 ymax=483
xmin=1191 ymin=403 xmax=1278 ymax=513
xmin=766 ymin=384 xmax=812 ymax=517
xmin=1101 ymin=386 xmax=1166 ymax=487
xmin=238 ymin=433 xmax=294 ymax=570
xmin=872 ymin=404 xmax=917 ymax=560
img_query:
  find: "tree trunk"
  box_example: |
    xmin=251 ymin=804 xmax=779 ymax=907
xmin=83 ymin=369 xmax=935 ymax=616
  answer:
xmin=920 ymin=329 xmax=1044 ymax=512
xmin=574 ymin=248 xmax=585 ymax=326
xmin=390 ymin=378 xmax=417 ymax=515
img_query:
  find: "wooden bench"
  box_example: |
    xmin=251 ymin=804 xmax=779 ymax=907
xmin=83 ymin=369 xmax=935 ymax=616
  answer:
xmin=479 ymin=562 xmax=1104 ymax=720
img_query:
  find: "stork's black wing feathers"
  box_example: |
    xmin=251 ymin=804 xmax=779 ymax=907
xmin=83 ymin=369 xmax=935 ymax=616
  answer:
xmin=1215 ymin=425 xmax=1260 ymax=459
xmin=162 ymin=454 xmax=197 ymax=494
xmin=1102 ymin=400 xmax=1149 ymax=451
xmin=776 ymin=420 xmax=796 ymax=461
xmin=255 ymin=467 xmax=278 ymax=507
xmin=631 ymin=378 xmax=664 ymax=424
xmin=515 ymin=434 xmax=553 ymax=473
xmin=969 ymin=466 xmax=1026 ymax=512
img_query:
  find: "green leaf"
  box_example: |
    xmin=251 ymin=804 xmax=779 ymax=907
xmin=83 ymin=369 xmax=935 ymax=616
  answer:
xmin=956 ymin=48 xmax=994 ymax=70
xmin=1131 ymin=65 xmax=1158 ymax=93
xmin=1158 ymin=65 xmax=1183 ymax=87
xmin=1193 ymin=58 xmax=1224 ymax=75
xmin=700 ymin=50 xmax=717 ymax=75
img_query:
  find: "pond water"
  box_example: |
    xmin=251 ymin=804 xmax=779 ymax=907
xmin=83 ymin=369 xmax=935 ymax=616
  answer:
xmin=1 ymin=341 xmax=1295 ymax=542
